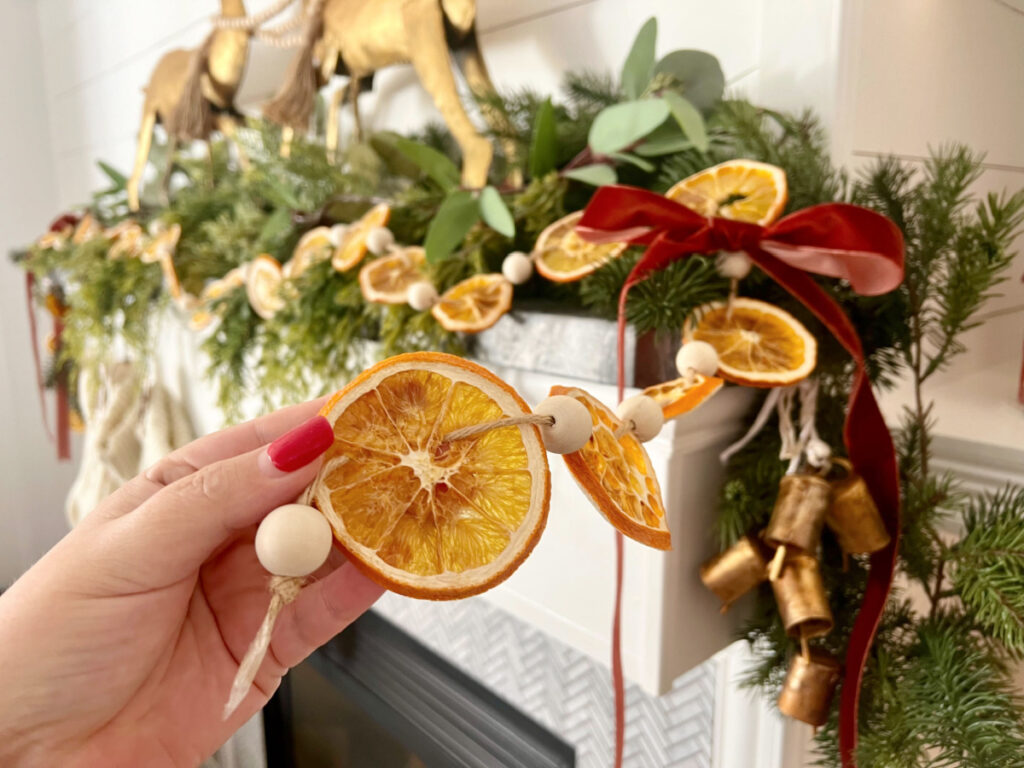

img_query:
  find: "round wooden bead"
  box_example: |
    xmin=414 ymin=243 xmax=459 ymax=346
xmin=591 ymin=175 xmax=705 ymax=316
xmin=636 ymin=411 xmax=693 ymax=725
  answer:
xmin=534 ymin=395 xmax=592 ymax=454
xmin=366 ymin=226 xmax=395 ymax=255
xmin=255 ymin=504 xmax=333 ymax=577
xmin=501 ymin=251 xmax=533 ymax=285
xmin=805 ymin=437 xmax=832 ymax=468
xmin=329 ymin=224 xmax=349 ymax=247
xmin=716 ymin=250 xmax=753 ymax=280
xmin=407 ymin=281 xmax=439 ymax=311
xmin=676 ymin=340 xmax=720 ymax=377
xmin=615 ymin=394 xmax=665 ymax=442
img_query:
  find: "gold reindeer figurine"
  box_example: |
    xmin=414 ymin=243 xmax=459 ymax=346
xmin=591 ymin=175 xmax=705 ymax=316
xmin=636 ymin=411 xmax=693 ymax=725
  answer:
xmin=127 ymin=0 xmax=252 ymax=211
xmin=265 ymin=0 xmax=515 ymax=188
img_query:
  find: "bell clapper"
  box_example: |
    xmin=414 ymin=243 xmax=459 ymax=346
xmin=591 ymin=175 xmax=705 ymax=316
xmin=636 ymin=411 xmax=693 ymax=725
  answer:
xmin=801 ymin=632 xmax=810 ymax=661
xmin=769 ymin=544 xmax=787 ymax=581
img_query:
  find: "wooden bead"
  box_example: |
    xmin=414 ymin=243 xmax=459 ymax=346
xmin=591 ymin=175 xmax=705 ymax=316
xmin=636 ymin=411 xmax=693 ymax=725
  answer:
xmin=366 ymin=226 xmax=395 ymax=255
xmin=407 ymin=281 xmax=439 ymax=311
xmin=534 ymin=395 xmax=592 ymax=454
xmin=329 ymin=224 xmax=349 ymax=247
xmin=615 ymin=394 xmax=665 ymax=442
xmin=255 ymin=504 xmax=333 ymax=577
xmin=676 ymin=340 xmax=720 ymax=377
xmin=716 ymin=250 xmax=753 ymax=279
xmin=501 ymin=251 xmax=533 ymax=285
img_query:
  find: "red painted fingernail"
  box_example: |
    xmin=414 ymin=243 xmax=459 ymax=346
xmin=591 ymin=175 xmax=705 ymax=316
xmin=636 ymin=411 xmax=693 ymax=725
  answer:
xmin=266 ymin=415 xmax=334 ymax=472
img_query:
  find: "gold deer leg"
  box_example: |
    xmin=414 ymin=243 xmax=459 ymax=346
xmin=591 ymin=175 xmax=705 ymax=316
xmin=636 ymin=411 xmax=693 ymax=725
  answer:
xmin=326 ymin=84 xmax=346 ymax=163
xmin=128 ymin=109 xmax=157 ymax=211
xmin=348 ymin=77 xmax=364 ymax=143
xmin=403 ymin=0 xmax=492 ymax=188
xmin=457 ymin=34 xmax=522 ymax=187
xmin=216 ymin=114 xmax=250 ymax=171
xmin=280 ymin=125 xmax=294 ymax=158
xmin=159 ymin=135 xmax=177 ymax=206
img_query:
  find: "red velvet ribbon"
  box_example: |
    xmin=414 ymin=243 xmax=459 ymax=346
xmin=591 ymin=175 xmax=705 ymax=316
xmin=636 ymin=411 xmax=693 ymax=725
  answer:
xmin=578 ymin=185 xmax=905 ymax=768
xmin=25 ymin=272 xmax=71 ymax=461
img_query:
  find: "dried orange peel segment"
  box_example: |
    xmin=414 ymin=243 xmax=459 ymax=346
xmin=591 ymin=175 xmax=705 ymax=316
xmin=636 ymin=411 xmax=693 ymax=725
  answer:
xmin=642 ymin=374 xmax=725 ymax=420
xmin=683 ymin=298 xmax=816 ymax=387
xmin=667 ymin=159 xmax=788 ymax=226
xmin=314 ymin=352 xmax=551 ymax=599
xmin=549 ymin=385 xmax=670 ymax=550
xmin=533 ymin=211 xmax=627 ymax=282
xmin=359 ymin=246 xmax=426 ymax=304
xmin=431 ymin=273 xmax=512 ymax=333
xmin=246 ymin=254 xmax=285 ymax=320
xmin=285 ymin=226 xmax=334 ymax=279
xmin=331 ymin=203 xmax=391 ymax=272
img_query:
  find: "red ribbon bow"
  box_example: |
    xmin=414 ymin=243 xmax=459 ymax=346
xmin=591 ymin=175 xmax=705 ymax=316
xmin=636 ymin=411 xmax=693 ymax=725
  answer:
xmin=578 ymin=185 xmax=904 ymax=768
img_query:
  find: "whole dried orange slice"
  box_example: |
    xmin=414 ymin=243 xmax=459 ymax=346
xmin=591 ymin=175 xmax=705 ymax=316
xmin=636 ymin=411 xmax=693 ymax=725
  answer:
xmin=533 ymin=211 xmax=627 ymax=282
xmin=642 ymin=374 xmax=725 ymax=419
xmin=667 ymin=160 xmax=788 ymax=226
xmin=549 ymin=385 xmax=670 ymax=550
xmin=285 ymin=226 xmax=334 ymax=279
xmin=359 ymin=246 xmax=427 ymax=304
xmin=682 ymin=298 xmax=816 ymax=387
xmin=314 ymin=352 xmax=551 ymax=599
xmin=246 ymin=254 xmax=285 ymax=320
xmin=331 ymin=203 xmax=391 ymax=272
xmin=431 ymin=273 xmax=512 ymax=333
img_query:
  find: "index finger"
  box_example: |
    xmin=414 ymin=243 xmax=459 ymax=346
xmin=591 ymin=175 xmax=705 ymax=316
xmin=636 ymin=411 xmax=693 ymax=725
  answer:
xmin=94 ymin=396 xmax=330 ymax=520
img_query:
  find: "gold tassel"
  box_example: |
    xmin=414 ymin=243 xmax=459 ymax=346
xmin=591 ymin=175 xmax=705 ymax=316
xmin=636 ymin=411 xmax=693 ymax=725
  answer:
xmin=167 ymin=33 xmax=216 ymax=141
xmin=263 ymin=14 xmax=324 ymax=131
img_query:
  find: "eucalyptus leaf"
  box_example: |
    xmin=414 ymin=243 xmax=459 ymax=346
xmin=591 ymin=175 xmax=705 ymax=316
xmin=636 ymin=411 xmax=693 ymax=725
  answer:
xmin=653 ymin=50 xmax=725 ymax=112
xmin=620 ymin=17 xmax=657 ymax=100
xmin=391 ymin=135 xmax=460 ymax=191
xmin=424 ymin=190 xmax=481 ymax=263
xmin=369 ymin=131 xmax=425 ymax=179
xmin=588 ymin=99 xmax=671 ymax=155
xmin=635 ymin=124 xmax=693 ymax=157
xmin=97 ymin=160 xmax=128 ymax=189
xmin=662 ymin=92 xmax=709 ymax=152
xmin=479 ymin=186 xmax=515 ymax=238
xmin=609 ymin=152 xmax=656 ymax=172
xmin=563 ymin=164 xmax=617 ymax=187
xmin=529 ymin=98 xmax=557 ymax=178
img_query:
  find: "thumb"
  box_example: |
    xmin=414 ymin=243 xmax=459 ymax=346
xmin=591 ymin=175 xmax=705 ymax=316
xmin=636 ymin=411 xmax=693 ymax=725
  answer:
xmin=94 ymin=415 xmax=335 ymax=585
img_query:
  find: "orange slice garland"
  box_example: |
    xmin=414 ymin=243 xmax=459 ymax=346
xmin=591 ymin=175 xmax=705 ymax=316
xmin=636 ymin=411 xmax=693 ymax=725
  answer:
xmin=683 ymin=298 xmax=816 ymax=387
xmin=533 ymin=211 xmax=628 ymax=282
xmin=642 ymin=373 xmax=725 ymax=419
xmin=331 ymin=203 xmax=391 ymax=272
xmin=246 ymin=254 xmax=286 ymax=320
xmin=667 ymin=159 xmax=788 ymax=226
xmin=431 ymin=273 xmax=512 ymax=333
xmin=313 ymin=352 xmax=551 ymax=599
xmin=549 ymin=385 xmax=670 ymax=550
xmin=285 ymin=226 xmax=334 ymax=279
xmin=359 ymin=246 xmax=427 ymax=304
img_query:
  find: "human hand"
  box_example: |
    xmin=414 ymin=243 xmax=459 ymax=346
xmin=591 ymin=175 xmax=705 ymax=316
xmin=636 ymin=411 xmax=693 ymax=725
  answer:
xmin=0 ymin=399 xmax=384 ymax=767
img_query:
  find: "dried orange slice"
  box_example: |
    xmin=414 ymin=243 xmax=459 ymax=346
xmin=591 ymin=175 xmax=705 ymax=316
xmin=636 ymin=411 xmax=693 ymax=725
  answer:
xmin=667 ymin=160 xmax=788 ymax=226
xmin=642 ymin=374 xmax=725 ymax=419
xmin=431 ymin=273 xmax=512 ymax=333
xmin=106 ymin=220 xmax=144 ymax=259
xmin=72 ymin=213 xmax=102 ymax=244
xmin=314 ymin=352 xmax=551 ymax=599
xmin=359 ymin=246 xmax=427 ymax=304
xmin=285 ymin=226 xmax=334 ymax=279
xmin=549 ymin=385 xmax=670 ymax=550
xmin=683 ymin=298 xmax=816 ymax=387
xmin=331 ymin=203 xmax=391 ymax=272
xmin=533 ymin=211 xmax=628 ymax=282
xmin=246 ymin=254 xmax=285 ymax=320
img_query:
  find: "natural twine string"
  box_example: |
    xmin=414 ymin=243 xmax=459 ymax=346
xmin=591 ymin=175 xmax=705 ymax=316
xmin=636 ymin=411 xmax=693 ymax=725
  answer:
xmin=223 ymin=483 xmax=317 ymax=720
xmin=441 ymin=413 xmax=553 ymax=443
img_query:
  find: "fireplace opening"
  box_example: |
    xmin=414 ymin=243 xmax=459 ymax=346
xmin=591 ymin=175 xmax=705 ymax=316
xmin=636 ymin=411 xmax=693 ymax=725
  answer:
xmin=264 ymin=611 xmax=576 ymax=767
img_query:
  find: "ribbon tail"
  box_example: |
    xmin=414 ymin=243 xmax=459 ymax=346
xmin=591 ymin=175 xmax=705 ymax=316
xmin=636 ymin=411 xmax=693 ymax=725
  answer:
xmin=25 ymin=273 xmax=55 ymax=444
xmin=55 ymin=314 xmax=71 ymax=462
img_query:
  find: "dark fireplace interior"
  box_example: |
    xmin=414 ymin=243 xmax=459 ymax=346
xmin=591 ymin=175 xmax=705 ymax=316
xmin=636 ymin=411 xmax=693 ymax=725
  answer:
xmin=264 ymin=611 xmax=576 ymax=768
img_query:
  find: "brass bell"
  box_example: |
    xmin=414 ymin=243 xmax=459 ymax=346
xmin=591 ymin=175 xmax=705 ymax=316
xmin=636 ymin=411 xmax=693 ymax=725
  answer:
xmin=765 ymin=473 xmax=831 ymax=553
xmin=826 ymin=458 xmax=891 ymax=555
xmin=700 ymin=535 xmax=769 ymax=612
xmin=771 ymin=553 xmax=833 ymax=639
xmin=777 ymin=650 xmax=841 ymax=726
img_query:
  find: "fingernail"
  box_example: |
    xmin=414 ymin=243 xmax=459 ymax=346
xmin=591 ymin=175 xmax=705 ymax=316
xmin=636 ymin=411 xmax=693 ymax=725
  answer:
xmin=265 ymin=415 xmax=334 ymax=473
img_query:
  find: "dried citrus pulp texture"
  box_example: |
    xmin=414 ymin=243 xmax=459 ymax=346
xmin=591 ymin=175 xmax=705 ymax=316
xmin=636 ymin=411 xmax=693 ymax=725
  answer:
xmin=533 ymin=211 xmax=628 ymax=282
xmin=431 ymin=274 xmax=512 ymax=333
xmin=360 ymin=246 xmax=426 ymax=304
xmin=642 ymin=374 xmax=724 ymax=420
xmin=314 ymin=352 xmax=551 ymax=599
xmin=331 ymin=202 xmax=391 ymax=272
xmin=683 ymin=298 xmax=816 ymax=387
xmin=666 ymin=159 xmax=788 ymax=226
xmin=284 ymin=226 xmax=334 ymax=279
xmin=549 ymin=385 xmax=670 ymax=550
xmin=246 ymin=254 xmax=285 ymax=320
